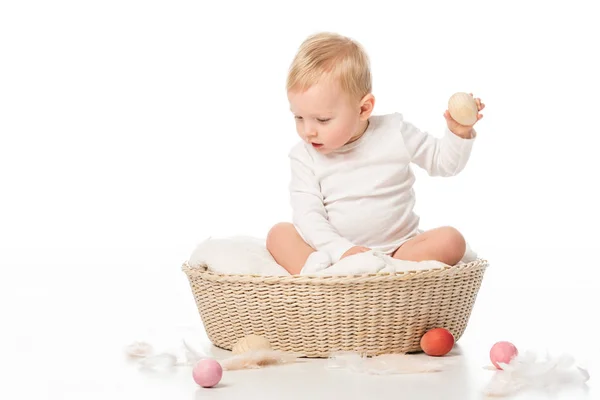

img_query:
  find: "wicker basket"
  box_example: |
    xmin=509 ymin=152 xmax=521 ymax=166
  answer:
xmin=182 ymin=259 xmax=487 ymax=358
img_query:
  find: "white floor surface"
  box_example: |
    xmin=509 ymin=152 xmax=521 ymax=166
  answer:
xmin=2 ymin=246 xmax=596 ymax=399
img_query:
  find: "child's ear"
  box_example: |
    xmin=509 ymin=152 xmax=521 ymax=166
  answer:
xmin=359 ymin=94 xmax=375 ymax=120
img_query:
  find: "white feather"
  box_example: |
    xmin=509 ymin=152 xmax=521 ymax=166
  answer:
xmin=220 ymin=350 xmax=304 ymax=370
xmin=124 ymin=341 xmax=154 ymax=358
xmin=326 ymin=352 xmax=447 ymax=375
xmin=138 ymin=353 xmax=178 ymax=371
xmin=484 ymin=351 xmax=590 ymax=396
xmin=124 ymin=338 xmax=209 ymax=371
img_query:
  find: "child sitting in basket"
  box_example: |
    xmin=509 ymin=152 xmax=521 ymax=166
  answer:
xmin=266 ymin=32 xmax=485 ymax=275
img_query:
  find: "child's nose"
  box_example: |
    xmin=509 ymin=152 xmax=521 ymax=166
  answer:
xmin=304 ymin=125 xmax=317 ymax=138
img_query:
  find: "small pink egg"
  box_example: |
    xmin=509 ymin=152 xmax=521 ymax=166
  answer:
xmin=192 ymin=359 xmax=223 ymax=388
xmin=490 ymin=341 xmax=518 ymax=369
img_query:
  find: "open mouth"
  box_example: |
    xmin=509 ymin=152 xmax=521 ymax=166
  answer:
xmin=311 ymin=143 xmax=323 ymax=149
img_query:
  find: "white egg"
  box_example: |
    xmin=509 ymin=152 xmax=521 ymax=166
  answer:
xmin=448 ymin=92 xmax=478 ymax=126
xmin=232 ymin=334 xmax=272 ymax=354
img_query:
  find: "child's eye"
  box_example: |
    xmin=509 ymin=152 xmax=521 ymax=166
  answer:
xmin=294 ymin=116 xmax=303 ymax=120
xmin=317 ymin=118 xmax=331 ymax=123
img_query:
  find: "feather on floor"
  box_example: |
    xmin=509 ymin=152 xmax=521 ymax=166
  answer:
xmin=483 ymin=351 xmax=590 ymax=397
xmin=326 ymin=352 xmax=448 ymax=375
xmin=124 ymin=340 xmax=304 ymax=371
xmin=220 ymin=350 xmax=304 ymax=370
xmin=124 ymin=339 xmax=208 ymax=370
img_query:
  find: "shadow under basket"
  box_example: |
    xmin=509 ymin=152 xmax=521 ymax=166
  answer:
xmin=182 ymin=259 xmax=488 ymax=358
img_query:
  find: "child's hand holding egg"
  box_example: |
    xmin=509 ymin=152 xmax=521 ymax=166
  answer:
xmin=445 ymin=92 xmax=485 ymax=138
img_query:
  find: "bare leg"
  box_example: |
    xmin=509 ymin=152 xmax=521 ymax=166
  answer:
xmin=392 ymin=226 xmax=466 ymax=266
xmin=266 ymin=222 xmax=315 ymax=275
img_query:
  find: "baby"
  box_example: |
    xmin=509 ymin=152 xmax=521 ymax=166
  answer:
xmin=266 ymin=32 xmax=485 ymax=275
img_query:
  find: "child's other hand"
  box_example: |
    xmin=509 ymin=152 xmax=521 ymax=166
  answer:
xmin=341 ymin=246 xmax=371 ymax=259
xmin=444 ymin=93 xmax=485 ymax=138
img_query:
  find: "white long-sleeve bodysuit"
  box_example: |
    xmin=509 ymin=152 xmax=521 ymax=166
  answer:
xmin=288 ymin=112 xmax=476 ymax=264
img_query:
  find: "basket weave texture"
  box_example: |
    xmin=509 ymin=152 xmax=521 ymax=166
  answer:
xmin=182 ymin=259 xmax=487 ymax=358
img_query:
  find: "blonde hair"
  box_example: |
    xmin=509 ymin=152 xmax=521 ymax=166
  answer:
xmin=286 ymin=32 xmax=372 ymax=101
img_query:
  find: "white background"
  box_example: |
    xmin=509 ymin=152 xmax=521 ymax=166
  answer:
xmin=1 ymin=1 xmax=598 ymax=398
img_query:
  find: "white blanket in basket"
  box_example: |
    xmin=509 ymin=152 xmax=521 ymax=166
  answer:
xmin=187 ymin=236 xmax=478 ymax=276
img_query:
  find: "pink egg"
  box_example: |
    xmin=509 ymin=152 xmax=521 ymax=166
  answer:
xmin=490 ymin=341 xmax=518 ymax=369
xmin=192 ymin=359 xmax=223 ymax=388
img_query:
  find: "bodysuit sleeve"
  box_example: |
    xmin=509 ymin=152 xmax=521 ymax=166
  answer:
xmin=289 ymin=144 xmax=355 ymax=263
xmin=399 ymin=115 xmax=476 ymax=177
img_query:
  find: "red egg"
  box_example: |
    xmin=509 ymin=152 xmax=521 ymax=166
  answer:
xmin=420 ymin=328 xmax=455 ymax=356
xmin=490 ymin=341 xmax=518 ymax=369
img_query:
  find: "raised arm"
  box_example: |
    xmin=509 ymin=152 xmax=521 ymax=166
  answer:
xmin=400 ymin=117 xmax=476 ymax=177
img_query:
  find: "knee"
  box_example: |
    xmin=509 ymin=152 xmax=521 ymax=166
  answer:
xmin=440 ymin=226 xmax=466 ymax=265
xmin=266 ymin=222 xmax=294 ymax=252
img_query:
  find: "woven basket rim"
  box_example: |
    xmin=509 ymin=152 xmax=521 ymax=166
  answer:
xmin=181 ymin=258 xmax=488 ymax=285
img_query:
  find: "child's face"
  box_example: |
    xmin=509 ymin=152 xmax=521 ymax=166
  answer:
xmin=288 ymin=79 xmax=370 ymax=154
